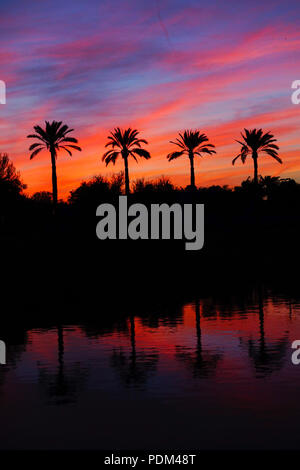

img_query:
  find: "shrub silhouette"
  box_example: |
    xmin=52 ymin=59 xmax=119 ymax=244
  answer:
xmin=132 ymin=176 xmax=175 ymax=194
xmin=69 ymin=173 xmax=123 ymax=208
xmin=0 ymin=153 xmax=26 ymax=204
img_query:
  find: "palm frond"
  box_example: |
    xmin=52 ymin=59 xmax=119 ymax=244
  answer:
xmin=60 ymin=146 xmax=73 ymax=156
xmin=131 ymin=148 xmax=151 ymax=160
xmin=102 ymin=150 xmax=120 ymax=165
xmin=60 ymin=137 xmax=79 ymax=144
xmin=28 ymin=120 xmax=81 ymax=160
xmin=235 ymin=128 xmax=282 ymax=167
xmin=167 ymin=151 xmax=184 ymax=161
xmin=30 ymin=148 xmax=43 ymax=160
xmin=262 ymin=149 xmax=282 ymax=163
xmin=103 ymin=128 xmax=150 ymax=166
xmin=63 ymin=144 xmax=82 ymax=152
xmin=29 ymin=143 xmax=44 ymax=151
xmin=232 ymin=155 xmax=240 ymax=165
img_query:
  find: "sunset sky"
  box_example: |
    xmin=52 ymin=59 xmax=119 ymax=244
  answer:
xmin=1 ymin=0 xmax=300 ymax=198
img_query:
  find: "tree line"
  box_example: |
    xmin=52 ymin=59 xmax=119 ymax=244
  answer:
xmin=1 ymin=120 xmax=286 ymax=211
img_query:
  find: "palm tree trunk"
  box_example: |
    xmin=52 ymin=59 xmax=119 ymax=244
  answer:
xmin=50 ymin=147 xmax=58 ymax=211
xmin=123 ymin=153 xmax=130 ymax=195
xmin=252 ymin=152 xmax=258 ymax=184
xmin=189 ymin=152 xmax=195 ymax=188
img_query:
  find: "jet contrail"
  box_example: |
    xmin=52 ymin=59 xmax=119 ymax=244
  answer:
xmin=155 ymin=0 xmax=172 ymax=46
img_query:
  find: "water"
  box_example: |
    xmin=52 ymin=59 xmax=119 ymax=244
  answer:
xmin=1 ymin=287 xmax=300 ymax=449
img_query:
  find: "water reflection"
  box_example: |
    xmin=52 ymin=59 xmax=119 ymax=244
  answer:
xmin=241 ymin=285 xmax=289 ymax=377
xmin=37 ymin=325 xmax=89 ymax=405
xmin=1 ymin=283 xmax=300 ymax=449
xmin=175 ymin=300 xmax=222 ymax=378
xmin=111 ymin=314 xmax=159 ymax=388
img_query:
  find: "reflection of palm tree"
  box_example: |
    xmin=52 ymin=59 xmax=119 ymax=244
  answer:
xmin=195 ymin=299 xmax=201 ymax=352
xmin=175 ymin=300 xmax=222 ymax=378
xmin=27 ymin=121 xmax=81 ymax=210
xmin=242 ymin=285 xmax=289 ymax=377
xmin=167 ymin=130 xmax=216 ymax=188
xmin=111 ymin=314 xmax=158 ymax=388
xmin=56 ymin=324 xmax=66 ymax=397
xmin=129 ymin=314 xmax=136 ymax=364
xmin=102 ymin=128 xmax=151 ymax=195
xmin=258 ymin=285 xmax=265 ymax=352
xmin=232 ymin=129 xmax=282 ymax=184
xmin=38 ymin=325 xmax=88 ymax=404
xmin=289 ymin=299 xmax=293 ymax=321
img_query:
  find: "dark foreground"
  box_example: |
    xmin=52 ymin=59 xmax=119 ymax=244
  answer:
xmin=1 ymin=187 xmax=300 ymax=452
xmin=0 ymin=278 xmax=300 ymax=450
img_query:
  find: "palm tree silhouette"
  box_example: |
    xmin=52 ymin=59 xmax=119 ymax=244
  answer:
xmin=102 ymin=128 xmax=151 ymax=195
xmin=232 ymin=128 xmax=282 ymax=184
xmin=27 ymin=121 xmax=81 ymax=210
xmin=167 ymin=130 xmax=216 ymax=188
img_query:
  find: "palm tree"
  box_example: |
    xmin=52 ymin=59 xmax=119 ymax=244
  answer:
xmin=102 ymin=128 xmax=151 ymax=195
xmin=27 ymin=121 xmax=81 ymax=210
xmin=232 ymin=128 xmax=282 ymax=184
xmin=167 ymin=130 xmax=216 ymax=188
